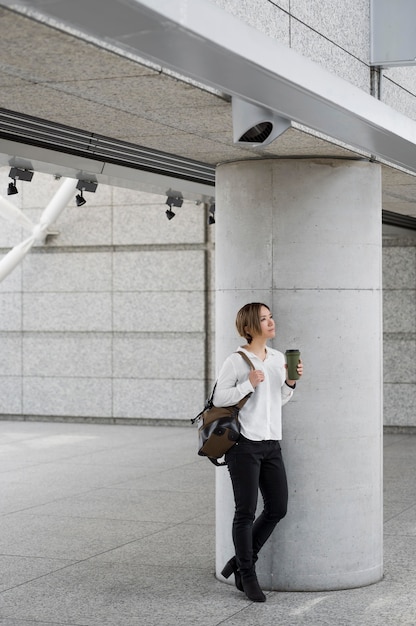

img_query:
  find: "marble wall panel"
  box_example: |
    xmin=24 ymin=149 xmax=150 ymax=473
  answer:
xmin=0 ymin=376 xmax=22 ymax=414
xmin=112 ymin=250 xmax=204 ymax=292
xmin=113 ymin=291 xmax=204 ymax=333
xmin=383 ymin=238 xmax=416 ymax=427
xmin=22 ymin=293 xmax=112 ymax=332
xmin=23 ymin=377 xmax=112 ymax=417
xmin=209 ymin=0 xmax=290 ymax=45
xmin=113 ymin=333 xmax=205 ymax=379
xmin=0 ymin=220 xmax=22 ymax=248
xmin=384 ymin=336 xmax=416 ymax=386
xmin=0 ymin=264 xmax=22 ymax=293
xmin=23 ymin=252 xmax=112 ymax=292
xmin=384 ymin=383 xmax=416 ymax=428
xmin=113 ymin=378 xmax=204 ymax=420
xmin=23 ymin=333 xmax=112 ymax=378
xmin=383 ymin=291 xmax=416 ymax=335
xmin=19 ymin=175 xmax=68 ymax=209
xmin=383 ymin=247 xmax=416 ymax=290
xmin=290 ymin=0 xmax=370 ymax=62
xmin=383 ymin=67 xmax=416 ymax=98
xmin=0 ymin=333 xmax=22 ymax=376
xmin=290 ymin=20 xmax=370 ymax=92
xmin=108 ymin=188 xmax=164 ymax=206
xmin=46 ymin=205 xmax=113 ymax=248
xmin=0 ymin=294 xmax=22 ymax=331
xmin=381 ymin=78 xmax=416 ymax=123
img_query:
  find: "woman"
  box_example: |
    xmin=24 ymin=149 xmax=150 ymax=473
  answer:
xmin=213 ymin=302 xmax=303 ymax=602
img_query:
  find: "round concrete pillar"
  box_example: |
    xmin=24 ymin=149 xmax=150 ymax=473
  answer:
xmin=215 ymin=158 xmax=383 ymax=591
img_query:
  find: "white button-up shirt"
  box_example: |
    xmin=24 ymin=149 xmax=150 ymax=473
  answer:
xmin=213 ymin=346 xmax=293 ymax=441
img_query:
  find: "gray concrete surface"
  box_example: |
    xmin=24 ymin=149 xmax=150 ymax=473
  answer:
xmin=215 ymin=158 xmax=384 ymax=590
xmin=0 ymin=421 xmax=415 ymax=625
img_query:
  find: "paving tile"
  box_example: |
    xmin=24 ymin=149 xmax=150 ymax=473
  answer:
xmin=0 ymin=514 xmax=168 ymax=561
xmin=0 ymin=561 xmax=247 ymax=626
xmin=0 ymin=555 xmax=75 ymax=593
xmin=90 ymin=522 xmax=214 ymax=569
xmin=1 ymin=423 xmax=416 ymax=626
xmin=17 ymin=487 xmax=211 ymax=526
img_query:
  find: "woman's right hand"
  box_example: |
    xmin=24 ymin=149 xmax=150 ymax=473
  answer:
xmin=249 ymin=369 xmax=265 ymax=388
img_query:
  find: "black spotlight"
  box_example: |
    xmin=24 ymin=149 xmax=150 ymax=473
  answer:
xmin=208 ymin=201 xmax=216 ymax=225
xmin=7 ymin=180 xmax=18 ymax=195
xmin=76 ymin=191 xmax=86 ymax=207
xmin=165 ymin=190 xmax=183 ymax=220
xmin=7 ymin=167 xmax=34 ymax=195
xmin=75 ymin=180 xmax=98 ymax=206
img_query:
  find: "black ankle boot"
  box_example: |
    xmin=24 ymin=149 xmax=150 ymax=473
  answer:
xmin=221 ymin=556 xmax=243 ymax=591
xmin=240 ymin=572 xmax=266 ymax=602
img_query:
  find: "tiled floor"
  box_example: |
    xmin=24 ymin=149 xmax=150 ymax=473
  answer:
xmin=0 ymin=421 xmax=415 ymax=625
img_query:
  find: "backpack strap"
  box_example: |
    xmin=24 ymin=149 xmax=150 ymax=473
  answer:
xmin=236 ymin=350 xmax=255 ymax=371
xmin=234 ymin=350 xmax=256 ymax=410
xmin=191 ymin=351 xmax=256 ymax=424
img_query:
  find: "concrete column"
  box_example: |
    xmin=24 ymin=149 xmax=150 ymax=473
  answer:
xmin=215 ymin=158 xmax=383 ymax=591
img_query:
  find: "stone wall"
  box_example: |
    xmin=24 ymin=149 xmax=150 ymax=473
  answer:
xmin=0 ymin=169 xmax=214 ymax=423
xmin=383 ymin=228 xmax=416 ymax=428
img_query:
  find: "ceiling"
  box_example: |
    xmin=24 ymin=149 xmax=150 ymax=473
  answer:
xmin=0 ymin=2 xmax=415 ymax=221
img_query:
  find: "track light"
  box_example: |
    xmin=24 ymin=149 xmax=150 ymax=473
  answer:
xmin=9 ymin=167 xmax=34 ymax=182
xmin=7 ymin=180 xmax=18 ymax=195
xmin=7 ymin=167 xmax=34 ymax=195
xmin=166 ymin=195 xmax=183 ymax=208
xmin=165 ymin=190 xmax=183 ymax=220
xmin=76 ymin=180 xmax=98 ymax=193
xmin=76 ymin=191 xmax=86 ymax=207
xmin=165 ymin=191 xmax=183 ymax=209
xmin=75 ymin=180 xmax=98 ymax=206
xmin=208 ymin=201 xmax=215 ymax=225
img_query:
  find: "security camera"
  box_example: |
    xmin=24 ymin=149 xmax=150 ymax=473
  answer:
xmin=232 ymin=97 xmax=291 ymax=147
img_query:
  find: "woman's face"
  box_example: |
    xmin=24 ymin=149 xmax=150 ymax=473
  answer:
xmin=257 ymin=305 xmax=275 ymax=340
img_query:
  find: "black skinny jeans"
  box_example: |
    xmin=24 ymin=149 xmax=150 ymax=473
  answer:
xmin=225 ymin=436 xmax=288 ymax=575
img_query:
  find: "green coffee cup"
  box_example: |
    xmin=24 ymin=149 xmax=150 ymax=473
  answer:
xmin=285 ymin=349 xmax=301 ymax=380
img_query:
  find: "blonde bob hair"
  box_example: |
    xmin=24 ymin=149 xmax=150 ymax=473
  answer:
xmin=235 ymin=302 xmax=270 ymax=344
